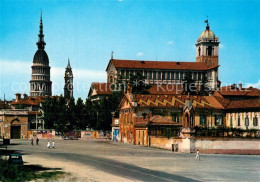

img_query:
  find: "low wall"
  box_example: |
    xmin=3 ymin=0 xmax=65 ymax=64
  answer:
xmin=149 ymin=136 xmax=173 ymax=150
xmin=149 ymin=136 xmax=260 ymax=154
xmin=196 ymin=138 xmax=260 ymax=155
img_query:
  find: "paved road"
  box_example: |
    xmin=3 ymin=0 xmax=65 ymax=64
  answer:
xmin=4 ymin=139 xmax=260 ymax=181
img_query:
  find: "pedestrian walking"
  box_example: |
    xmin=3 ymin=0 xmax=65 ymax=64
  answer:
xmin=52 ymin=141 xmax=55 ymax=149
xmin=195 ymin=149 xmax=200 ymax=160
xmin=36 ymin=137 xmax=39 ymax=145
xmin=31 ymin=137 xmax=34 ymax=145
xmin=47 ymin=141 xmax=50 ymax=149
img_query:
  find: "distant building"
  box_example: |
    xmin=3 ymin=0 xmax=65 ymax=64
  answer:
xmin=30 ymin=12 xmax=52 ymax=96
xmin=10 ymin=94 xmax=55 ymax=130
xmin=0 ymin=109 xmax=29 ymax=139
xmin=64 ymin=59 xmax=73 ymax=99
xmin=106 ymin=22 xmax=220 ymax=90
xmin=88 ymin=82 xmax=112 ymax=102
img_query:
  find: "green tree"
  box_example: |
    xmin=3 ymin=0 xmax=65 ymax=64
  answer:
xmin=66 ymin=97 xmax=76 ymax=131
xmin=75 ymin=98 xmax=85 ymax=130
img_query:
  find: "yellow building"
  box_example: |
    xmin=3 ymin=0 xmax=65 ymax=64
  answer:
xmin=0 ymin=109 xmax=29 ymax=139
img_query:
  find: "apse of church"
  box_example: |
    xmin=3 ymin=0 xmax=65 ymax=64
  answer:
xmin=30 ymin=12 xmax=52 ymax=96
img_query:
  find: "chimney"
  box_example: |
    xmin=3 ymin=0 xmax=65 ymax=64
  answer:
xmin=238 ymin=83 xmax=242 ymax=90
xmin=23 ymin=93 xmax=28 ymax=99
xmin=15 ymin=93 xmax=21 ymax=102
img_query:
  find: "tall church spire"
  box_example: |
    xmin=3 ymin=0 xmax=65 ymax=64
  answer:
xmin=36 ymin=11 xmax=46 ymax=50
xmin=67 ymin=58 xmax=71 ymax=69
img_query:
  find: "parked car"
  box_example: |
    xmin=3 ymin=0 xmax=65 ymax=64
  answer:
xmin=8 ymin=154 xmax=23 ymax=167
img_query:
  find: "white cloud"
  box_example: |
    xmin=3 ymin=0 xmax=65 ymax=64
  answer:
xmin=244 ymin=80 xmax=260 ymax=89
xmin=136 ymin=52 xmax=144 ymax=57
xmin=167 ymin=41 xmax=174 ymax=45
xmin=219 ymin=43 xmax=224 ymax=49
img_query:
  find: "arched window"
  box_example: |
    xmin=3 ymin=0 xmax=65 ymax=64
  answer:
xmin=198 ymin=47 xmax=201 ymax=56
xmin=109 ymin=75 xmax=114 ymax=83
xmin=208 ymin=46 xmax=212 ymax=56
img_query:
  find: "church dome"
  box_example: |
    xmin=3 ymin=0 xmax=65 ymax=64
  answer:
xmin=199 ymin=29 xmax=215 ymax=39
xmin=33 ymin=49 xmax=49 ymax=64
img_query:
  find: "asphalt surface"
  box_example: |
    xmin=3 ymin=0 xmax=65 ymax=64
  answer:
xmin=3 ymin=139 xmax=260 ymax=181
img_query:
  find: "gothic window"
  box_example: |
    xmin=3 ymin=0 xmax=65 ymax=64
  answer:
xmin=215 ymin=115 xmax=223 ymax=126
xmin=109 ymin=75 xmax=113 ymax=83
xmin=172 ymin=114 xmax=180 ymax=123
xmin=200 ymin=115 xmax=207 ymax=125
xmin=198 ymin=47 xmax=201 ymax=56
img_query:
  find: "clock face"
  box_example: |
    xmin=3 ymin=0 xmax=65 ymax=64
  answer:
xmin=66 ymin=71 xmax=71 ymax=76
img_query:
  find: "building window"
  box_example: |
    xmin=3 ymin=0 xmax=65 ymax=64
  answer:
xmin=230 ymin=116 xmax=233 ymax=127
xmin=158 ymin=71 xmax=162 ymax=80
xmin=171 ymin=72 xmax=174 ymax=80
xmin=200 ymin=115 xmax=207 ymax=125
xmin=153 ymin=71 xmax=156 ymax=80
xmin=253 ymin=116 xmax=258 ymax=126
xmin=245 ymin=116 xmax=249 ymax=126
xmin=144 ymin=71 xmax=147 ymax=78
xmin=207 ymin=46 xmax=212 ymax=56
xmin=162 ymin=71 xmax=166 ymax=80
xmin=172 ymin=114 xmax=180 ymax=123
xmin=126 ymin=70 xmax=129 ymax=78
xmin=167 ymin=71 xmax=170 ymax=80
xmin=215 ymin=115 xmax=223 ymax=126
xmin=180 ymin=72 xmax=183 ymax=80
xmin=194 ymin=73 xmax=197 ymax=80
xmin=198 ymin=47 xmax=201 ymax=56
xmin=149 ymin=71 xmax=152 ymax=79
xmin=238 ymin=116 xmax=240 ymax=126
xmin=176 ymin=72 xmax=179 ymax=80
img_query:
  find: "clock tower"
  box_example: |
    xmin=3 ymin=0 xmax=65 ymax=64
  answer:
xmin=64 ymin=58 xmax=73 ymax=99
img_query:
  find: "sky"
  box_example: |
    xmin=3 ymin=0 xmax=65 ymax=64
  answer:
xmin=0 ymin=0 xmax=260 ymax=101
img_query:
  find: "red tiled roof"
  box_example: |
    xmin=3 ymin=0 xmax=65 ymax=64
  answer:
xmin=108 ymin=59 xmax=211 ymax=71
xmin=91 ymin=82 xmax=112 ymax=95
xmin=225 ymin=99 xmax=260 ymax=109
xmin=133 ymin=94 xmax=214 ymax=109
xmin=11 ymin=96 xmax=55 ymax=106
xmin=216 ymin=86 xmax=260 ymax=96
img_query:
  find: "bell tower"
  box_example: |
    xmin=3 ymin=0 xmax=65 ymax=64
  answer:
xmin=64 ymin=58 xmax=73 ymax=99
xmin=196 ymin=20 xmax=220 ymax=68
